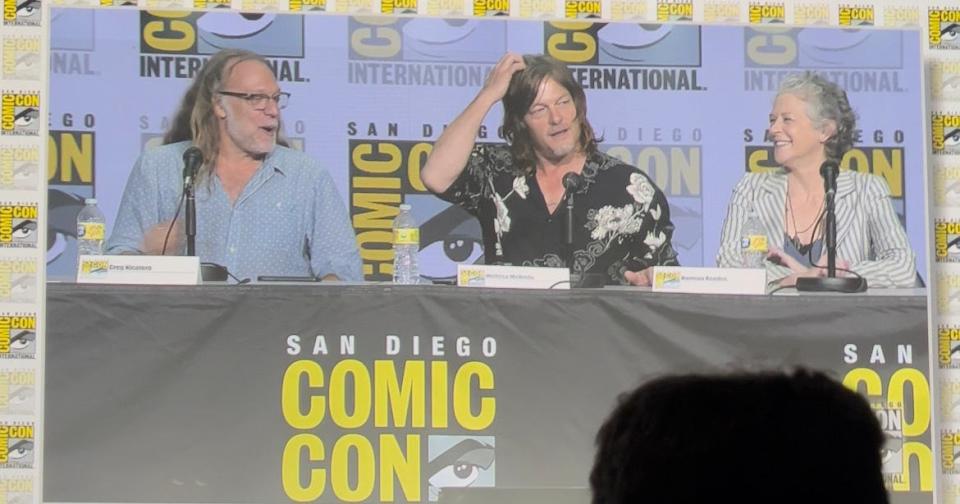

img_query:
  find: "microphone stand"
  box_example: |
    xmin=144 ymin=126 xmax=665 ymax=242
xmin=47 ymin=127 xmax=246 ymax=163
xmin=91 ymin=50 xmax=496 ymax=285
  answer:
xmin=185 ymin=179 xmax=196 ymax=257
xmin=565 ymin=188 xmax=576 ymax=281
xmin=796 ymin=163 xmax=867 ymax=293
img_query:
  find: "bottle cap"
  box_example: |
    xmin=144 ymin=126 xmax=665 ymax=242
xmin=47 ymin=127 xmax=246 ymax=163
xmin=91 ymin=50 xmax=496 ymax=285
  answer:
xmin=84 ymin=198 xmax=97 ymax=205
xmin=399 ymin=203 xmax=411 ymax=210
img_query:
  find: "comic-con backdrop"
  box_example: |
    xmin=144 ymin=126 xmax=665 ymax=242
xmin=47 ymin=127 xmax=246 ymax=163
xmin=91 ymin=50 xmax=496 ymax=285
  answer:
xmin=47 ymin=9 xmax=926 ymax=282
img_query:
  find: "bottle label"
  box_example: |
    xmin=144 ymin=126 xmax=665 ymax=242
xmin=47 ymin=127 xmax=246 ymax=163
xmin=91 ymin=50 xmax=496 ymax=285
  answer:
xmin=394 ymin=228 xmax=419 ymax=246
xmin=741 ymin=234 xmax=767 ymax=252
xmin=78 ymin=222 xmax=105 ymax=241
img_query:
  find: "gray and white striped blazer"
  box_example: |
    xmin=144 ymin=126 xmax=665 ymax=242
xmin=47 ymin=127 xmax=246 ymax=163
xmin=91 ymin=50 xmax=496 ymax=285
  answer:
xmin=717 ymin=170 xmax=916 ymax=288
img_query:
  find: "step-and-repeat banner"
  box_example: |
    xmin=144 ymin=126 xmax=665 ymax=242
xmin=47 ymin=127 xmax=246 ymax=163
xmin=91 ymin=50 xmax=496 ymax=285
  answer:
xmin=46 ymin=10 xmax=927 ymax=284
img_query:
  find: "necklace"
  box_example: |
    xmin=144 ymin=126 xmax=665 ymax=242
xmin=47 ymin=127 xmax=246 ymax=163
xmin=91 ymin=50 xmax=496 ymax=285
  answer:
xmin=786 ymin=191 xmax=824 ymax=251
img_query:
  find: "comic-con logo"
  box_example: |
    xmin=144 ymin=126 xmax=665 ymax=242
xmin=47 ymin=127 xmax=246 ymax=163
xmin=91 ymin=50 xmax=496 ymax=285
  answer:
xmin=2 ymin=0 xmax=39 ymax=27
xmin=139 ymin=11 xmax=305 ymax=81
xmin=544 ymin=23 xmax=704 ymax=91
xmin=743 ymin=27 xmax=905 ymax=92
xmin=382 ymin=0 xmax=417 ymax=14
xmin=288 ymin=0 xmax=326 ymax=12
xmin=883 ymin=5 xmax=919 ymax=27
xmin=935 ymin=165 xmax=960 ymax=206
xmin=193 ymin=0 xmax=232 ymax=8
xmin=656 ymin=0 xmax=693 ymax=22
xmin=839 ymin=5 xmax=875 ymax=26
xmin=793 ymin=2 xmax=829 ymax=25
xmin=931 ymin=60 xmax=960 ymax=101
xmin=933 ymin=113 xmax=960 ymax=154
xmin=0 ymin=370 xmax=34 ymax=415
xmin=349 ymin=138 xmax=485 ymax=281
xmin=873 ymin=403 xmax=904 ymax=476
xmin=0 ymin=92 xmax=39 ymax=137
xmin=939 ymin=272 xmax=960 ymax=315
xmin=1 ymin=36 xmax=40 ymax=81
xmin=929 ymin=8 xmax=960 ymax=49
xmin=473 ymin=0 xmax=508 ymax=17
xmin=748 ymin=1 xmax=785 ymax=24
xmin=0 ymin=423 xmax=33 ymax=469
xmin=0 ymin=260 xmax=36 ymax=304
xmin=944 ymin=431 xmax=960 ymax=473
xmin=517 ymin=0 xmax=554 ymax=18
xmin=703 ymin=1 xmax=739 ymax=23
xmin=0 ymin=477 xmax=32 ymax=504
xmin=0 ymin=314 xmax=35 ymax=360
xmin=936 ymin=220 xmax=960 ymax=263
xmin=0 ymin=145 xmax=38 ymax=191
xmin=942 ymin=376 xmax=960 ymax=421
xmin=939 ymin=326 xmax=960 ymax=369
xmin=347 ymin=18 xmax=505 ymax=88
xmin=0 ymin=204 xmax=37 ymax=249
xmin=610 ymin=0 xmax=647 ymax=20
xmin=564 ymin=0 xmax=599 ymax=19
xmin=280 ymin=340 xmax=498 ymax=502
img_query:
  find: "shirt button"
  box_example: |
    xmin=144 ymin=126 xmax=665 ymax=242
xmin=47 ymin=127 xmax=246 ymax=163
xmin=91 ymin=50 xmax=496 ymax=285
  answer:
xmin=229 ymin=247 xmax=236 ymax=254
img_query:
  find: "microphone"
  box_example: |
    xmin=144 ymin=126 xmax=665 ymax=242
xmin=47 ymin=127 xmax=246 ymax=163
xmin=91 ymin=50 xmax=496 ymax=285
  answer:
xmin=819 ymin=160 xmax=839 ymax=198
xmin=182 ymin=146 xmax=203 ymax=189
xmin=562 ymin=172 xmax=583 ymax=193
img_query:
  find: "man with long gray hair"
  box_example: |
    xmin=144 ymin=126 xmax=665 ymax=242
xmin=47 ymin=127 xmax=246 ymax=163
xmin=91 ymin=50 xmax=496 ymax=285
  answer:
xmin=107 ymin=49 xmax=361 ymax=282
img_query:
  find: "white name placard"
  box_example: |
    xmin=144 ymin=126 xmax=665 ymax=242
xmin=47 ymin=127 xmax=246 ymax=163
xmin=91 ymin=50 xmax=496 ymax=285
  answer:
xmin=651 ymin=266 xmax=767 ymax=295
xmin=457 ymin=264 xmax=570 ymax=290
xmin=76 ymin=255 xmax=201 ymax=285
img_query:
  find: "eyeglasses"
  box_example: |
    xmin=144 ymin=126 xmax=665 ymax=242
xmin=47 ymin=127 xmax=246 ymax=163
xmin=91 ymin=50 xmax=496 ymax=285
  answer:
xmin=217 ymin=90 xmax=291 ymax=110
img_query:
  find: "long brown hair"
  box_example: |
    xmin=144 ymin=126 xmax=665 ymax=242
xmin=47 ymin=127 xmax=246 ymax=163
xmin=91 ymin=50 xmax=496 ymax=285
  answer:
xmin=501 ymin=54 xmax=598 ymax=175
xmin=163 ymin=49 xmax=288 ymax=183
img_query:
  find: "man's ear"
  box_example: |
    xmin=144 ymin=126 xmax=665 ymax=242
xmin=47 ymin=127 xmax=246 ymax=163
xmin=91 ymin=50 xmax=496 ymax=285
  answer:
xmin=213 ymin=98 xmax=227 ymax=119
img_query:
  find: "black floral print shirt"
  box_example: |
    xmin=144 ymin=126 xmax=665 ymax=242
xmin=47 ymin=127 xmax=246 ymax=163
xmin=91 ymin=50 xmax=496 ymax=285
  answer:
xmin=438 ymin=144 xmax=679 ymax=285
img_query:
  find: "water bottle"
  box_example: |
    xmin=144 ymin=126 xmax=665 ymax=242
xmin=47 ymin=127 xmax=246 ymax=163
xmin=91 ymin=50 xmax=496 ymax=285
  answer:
xmin=740 ymin=210 xmax=767 ymax=268
xmin=392 ymin=204 xmax=420 ymax=284
xmin=77 ymin=198 xmax=106 ymax=257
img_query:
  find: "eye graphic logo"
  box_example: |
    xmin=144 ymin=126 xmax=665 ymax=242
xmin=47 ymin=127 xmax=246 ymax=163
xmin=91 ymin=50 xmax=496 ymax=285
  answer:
xmin=0 ymin=423 xmax=33 ymax=469
xmin=2 ymin=0 xmax=39 ymax=27
xmin=2 ymin=37 xmax=40 ymax=81
xmin=427 ymin=437 xmax=494 ymax=501
xmin=0 ymin=315 xmax=35 ymax=360
xmin=0 ymin=146 xmax=38 ymax=191
xmin=0 ymin=204 xmax=38 ymax=249
xmin=545 ymin=22 xmax=702 ymax=67
xmin=929 ymin=8 xmax=960 ymax=49
xmin=348 ymin=17 xmax=507 ymax=63
xmin=0 ymin=371 xmax=34 ymax=415
xmin=931 ymin=60 xmax=960 ymax=101
xmin=793 ymin=3 xmax=830 ymax=25
xmin=939 ymin=326 xmax=960 ymax=370
xmin=744 ymin=27 xmax=903 ymax=69
xmin=0 ymin=92 xmax=39 ymax=137
xmin=140 ymin=11 xmax=304 ymax=57
xmin=0 ymin=260 xmax=36 ymax=304
xmin=872 ymin=404 xmax=903 ymax=475
xmin=703 ymin=1 xmax=739 ymax=23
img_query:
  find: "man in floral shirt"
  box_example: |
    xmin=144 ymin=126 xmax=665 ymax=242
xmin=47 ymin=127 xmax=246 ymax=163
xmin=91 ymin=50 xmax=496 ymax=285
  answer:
xmin=421 ymin=53 xmax=679 ymax=285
